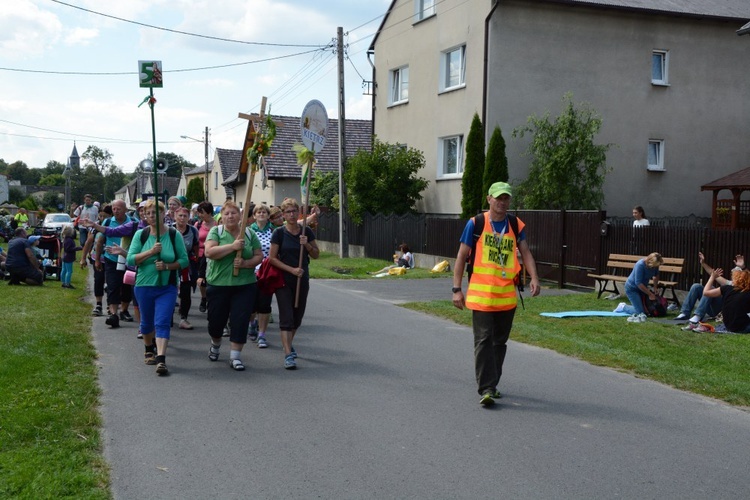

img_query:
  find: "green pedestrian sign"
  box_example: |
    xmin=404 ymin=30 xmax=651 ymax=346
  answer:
xmin=138 ymin=60 xmax=163 ymax=88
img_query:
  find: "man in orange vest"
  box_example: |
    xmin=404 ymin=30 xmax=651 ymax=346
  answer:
xmin=452 ymin=182 xmax=540 ymax=406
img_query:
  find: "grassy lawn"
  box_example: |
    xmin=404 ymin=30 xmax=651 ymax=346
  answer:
xmin=0 ymin=244 xmax=109 ymax=499
xmin=402 ymin=291 xmax=750 ymax=408
xmin=309 ymin=251 xmax=449 ymax=279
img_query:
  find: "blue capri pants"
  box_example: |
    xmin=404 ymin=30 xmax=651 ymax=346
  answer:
xmin=134 ymin=285 xmax=178 ymax=339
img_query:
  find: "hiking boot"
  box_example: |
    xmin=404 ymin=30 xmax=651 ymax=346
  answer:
xmin=199 ymin=298 xmax=207 ymax=313
xmin=105 ymin=313 xmax=120 ymax=328
xmin=257 ymin=335 xmax=268 ymax=348
xmin=119 ymin=310 xmax=134 ymax=322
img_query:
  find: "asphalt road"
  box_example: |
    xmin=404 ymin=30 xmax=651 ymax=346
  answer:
xmin=92 ymin=277 xmax=750 ymax=499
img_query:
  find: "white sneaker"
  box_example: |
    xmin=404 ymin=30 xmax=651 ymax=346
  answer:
xmin=627 ymin=313 xmax=647 ymax=323
xmin=614 ymin=302 xmax=627 ymax=313
xmin=605 ymin=293 xmax=621 ymax=300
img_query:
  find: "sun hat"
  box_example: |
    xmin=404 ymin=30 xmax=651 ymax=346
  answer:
xmin=488 ymin=182 xmax=512 ymax=198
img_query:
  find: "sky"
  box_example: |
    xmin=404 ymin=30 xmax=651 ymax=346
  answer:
xmin=0 ymin=0 xmax=392 ymax=173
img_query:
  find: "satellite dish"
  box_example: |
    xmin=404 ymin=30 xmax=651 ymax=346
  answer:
xmin=156 ymin=159 xmax=169 ymax=173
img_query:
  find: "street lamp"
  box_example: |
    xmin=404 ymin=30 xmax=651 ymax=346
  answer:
xmin=181 ymin=127 xmax=210 ymax=200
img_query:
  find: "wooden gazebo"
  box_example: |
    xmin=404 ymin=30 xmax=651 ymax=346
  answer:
xmin=701 ymin=166 xmax=750 ymax=229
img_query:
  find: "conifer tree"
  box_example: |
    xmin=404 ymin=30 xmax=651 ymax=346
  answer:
xmin=482 ymin=126 xmax=508 ymax=209
xmin=461 ymin=113 xmax=485 ymax=219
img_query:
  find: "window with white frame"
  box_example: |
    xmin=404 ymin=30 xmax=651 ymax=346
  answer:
xmin=389 ymin=66 xmax=409 ymax=105
xmin=652 ymin=50 xmax=669 ymax=85
xmin=440 ymin=45 xmax=466 ymax=92
xmin=438 ymin=135 xmax=463 ymax=177
xmin=415 ymin=0 xmax=435 ymax=22
xmin=647 ymin=140 xmax=664 ymax=170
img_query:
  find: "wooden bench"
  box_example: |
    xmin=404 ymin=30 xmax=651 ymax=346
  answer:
xmin=588 ymin=254 xmax=684 ymax=307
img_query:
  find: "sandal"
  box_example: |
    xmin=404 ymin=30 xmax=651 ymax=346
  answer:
xmin=230 ymin=358 xmax=245 ymax=371
xmin=208 ymin=344 xmax=220 ymax=362
xmin=156 ymin=362 xmax=169 ymax=375
xmin=144 ymin=351 xmax=157 ymax=365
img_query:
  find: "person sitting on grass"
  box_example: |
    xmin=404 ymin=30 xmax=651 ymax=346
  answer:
xmin=368 ymin=243 xmax=414 ymax=275
xmin=613 ymin=252 xmax=662 ymax=323
xmin=6 ymin=228 xmax=43 ymax=286
xmin=701 ymin=268 xmax=750 ymax=333
xmin=675 ymin=252 xmax=744 ymax=326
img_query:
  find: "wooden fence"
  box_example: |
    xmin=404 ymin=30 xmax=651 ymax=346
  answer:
xmin=316 ymin=211 xmax=750 ymax=291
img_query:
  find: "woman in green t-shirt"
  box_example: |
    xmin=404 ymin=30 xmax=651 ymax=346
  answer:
xmin=127 ymin=199 xmax=189 ymax=376
xmin=204 ymin=201 xmax=262 ymax=371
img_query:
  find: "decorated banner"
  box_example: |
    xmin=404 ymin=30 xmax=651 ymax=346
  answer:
xmin=138 ymin=60 xmax=163 ymax=88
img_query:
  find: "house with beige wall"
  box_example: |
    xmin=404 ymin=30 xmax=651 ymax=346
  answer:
xmin=370 ymin=0 xmax=750 ymax=217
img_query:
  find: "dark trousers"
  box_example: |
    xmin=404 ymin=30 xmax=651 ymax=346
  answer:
xmin=275 ymin=277 xmax=309 ymax=331
xmin=472 ymin=308 xmax=516 ymax=395
xmin=104 ymin=259 xmax=132 ymax=307
xmin=206 ymin=283 xmax=256 ymax=344
xmin=178 ymin=280 xmax=192 ymax=318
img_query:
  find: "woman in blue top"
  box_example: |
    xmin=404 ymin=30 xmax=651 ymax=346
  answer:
xmin=127 ymin=199 xmax=189 ymax=376
xmin=618 ymin=252 xmax=663 ymax=322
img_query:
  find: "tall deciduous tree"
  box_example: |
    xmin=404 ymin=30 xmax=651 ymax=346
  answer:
xmin=81 ymin=146 xmax=115 ymax=175
xmin=345 ymin=140 xmax=428 ymax=224
xmin=512 ymin=93 xmax=613 ymax=210
xmin=461 ymin=113 xmax=485 ymax=219
xmin=482 ymin=126 xmax=508 ymax=209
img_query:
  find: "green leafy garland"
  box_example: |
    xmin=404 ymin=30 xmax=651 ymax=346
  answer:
xmin=247 ymin=113 xmax=277 ymax=170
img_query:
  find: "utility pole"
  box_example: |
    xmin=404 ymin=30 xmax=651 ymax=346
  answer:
xmin=337 ymin=26 xmax=349 ymax=258
xmin=204 ymin=126 xmax=210 ymax=201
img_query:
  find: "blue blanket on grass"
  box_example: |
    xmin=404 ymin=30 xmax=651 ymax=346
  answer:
xmin=540 ymin=311 xmax=630 ymax=318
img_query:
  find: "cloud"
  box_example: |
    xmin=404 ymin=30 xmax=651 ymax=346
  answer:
xmin=0 ymin=0 xmax=62 ymax=58
xmin=64 ymin=27 xmax=99 ymax=46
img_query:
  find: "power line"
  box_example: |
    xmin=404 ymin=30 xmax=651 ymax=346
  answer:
xmin=0 ymin=47 xmax=328 ymax=76
xmin=48 ymin=0 xmax=327 ymax=48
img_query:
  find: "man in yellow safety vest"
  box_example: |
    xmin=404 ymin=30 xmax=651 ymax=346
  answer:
xmin=452 ymin=182 xmax=540 ymax=407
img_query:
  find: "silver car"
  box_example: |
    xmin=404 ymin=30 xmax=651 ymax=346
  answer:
xmin=43 ymin=213 xmax=74 ymax=234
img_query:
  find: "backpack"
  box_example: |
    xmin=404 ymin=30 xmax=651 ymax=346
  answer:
xmin=642 ymin=294 xmax=668 ymax=317
xmin=139 ymin=226 xmax=178 ymax=286
xmin=467 ymin=211 xmax=525 ymax=307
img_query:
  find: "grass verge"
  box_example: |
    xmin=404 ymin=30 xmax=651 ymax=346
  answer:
xmin=402 ymin=292 xmax=750 ymax=408
xmin=309 ymin=251 xmax=449 ymax=279
xmin=0 ymin=252 xmax=109 ymax=499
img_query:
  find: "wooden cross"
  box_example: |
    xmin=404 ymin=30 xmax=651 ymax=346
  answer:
xmin=234 ymin=96 xmax=281 ymax=275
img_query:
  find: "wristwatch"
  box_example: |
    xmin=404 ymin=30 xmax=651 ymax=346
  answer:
xmin=452 ymin=286 xmax=461 ymax=293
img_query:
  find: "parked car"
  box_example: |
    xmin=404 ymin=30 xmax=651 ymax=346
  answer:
xmin=42 ymin=213 xmax=74 ymax=234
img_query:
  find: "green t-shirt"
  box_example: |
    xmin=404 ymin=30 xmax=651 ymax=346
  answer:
xmin=205 ymin=225 xmax=261 ymax=287
xmin=127 ymin=228 xmax=189 ymax=287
